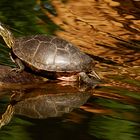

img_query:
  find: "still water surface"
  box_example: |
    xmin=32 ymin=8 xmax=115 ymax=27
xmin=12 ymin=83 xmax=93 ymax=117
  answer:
xmin=0 ymin=0 xmax=140 ymax=140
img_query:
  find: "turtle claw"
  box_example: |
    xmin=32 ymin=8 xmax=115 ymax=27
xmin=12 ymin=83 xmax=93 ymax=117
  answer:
xmin=89 ymin=70 xmax=101 ymax=80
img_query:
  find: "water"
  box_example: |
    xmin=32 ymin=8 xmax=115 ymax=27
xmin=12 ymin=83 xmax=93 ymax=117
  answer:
xmin=0 ymin=0 xmax=140 ymax=140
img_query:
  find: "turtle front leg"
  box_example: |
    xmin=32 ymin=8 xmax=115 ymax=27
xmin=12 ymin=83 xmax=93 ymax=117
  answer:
xmin=9 ymin=52 xmax=25 ymax=72
xmin=79 ymin=72 xmax=100 ymax=88
xmin=12 ymin=58 xmax=25 ymax=72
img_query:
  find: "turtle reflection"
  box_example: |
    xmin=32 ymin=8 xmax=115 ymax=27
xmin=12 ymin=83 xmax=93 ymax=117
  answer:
xmin=0 ymin=81 xmax=93 ymax=128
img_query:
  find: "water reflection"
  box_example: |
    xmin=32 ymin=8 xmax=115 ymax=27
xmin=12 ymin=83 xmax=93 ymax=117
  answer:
xmin=0 ymin=64 xmax=95 ymax=128
xmin=12 ymin=83 xmax=92 ymax=119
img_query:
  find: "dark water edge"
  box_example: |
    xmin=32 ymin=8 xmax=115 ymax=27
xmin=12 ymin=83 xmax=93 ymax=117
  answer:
xmin=0 ymin=0 xmax=140 ymax=140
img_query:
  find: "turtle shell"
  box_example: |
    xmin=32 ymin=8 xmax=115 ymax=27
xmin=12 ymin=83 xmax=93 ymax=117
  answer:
xmin=13 ymin=35 xmax=93 ymax=73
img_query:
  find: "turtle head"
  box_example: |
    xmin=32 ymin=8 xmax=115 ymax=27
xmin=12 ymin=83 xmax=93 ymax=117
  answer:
xmin=0 ymin=22 xmax=14 ymax=48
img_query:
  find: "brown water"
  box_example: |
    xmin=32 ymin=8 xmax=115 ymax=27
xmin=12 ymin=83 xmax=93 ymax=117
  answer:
xmin=0 ymin=0 xmax=140 ymax=140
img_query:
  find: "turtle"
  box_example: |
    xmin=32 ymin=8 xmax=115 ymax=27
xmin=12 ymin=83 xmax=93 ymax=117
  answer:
xmin=0 ymin=22 xmax=100 ymax=86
